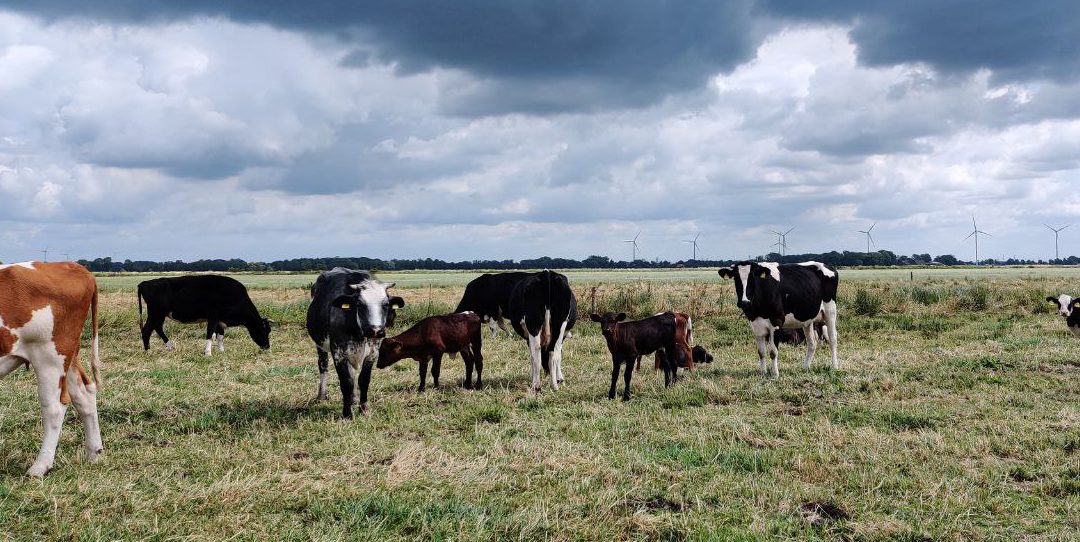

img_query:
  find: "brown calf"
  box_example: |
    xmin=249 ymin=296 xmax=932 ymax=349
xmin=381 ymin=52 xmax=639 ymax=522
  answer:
xmin=0 ymin=262 xmax=102 ymax=478
xmin=377 ymin=311 xmax=484 ymax=391
xmin=591 ymin=311 xmax=693 ymax=400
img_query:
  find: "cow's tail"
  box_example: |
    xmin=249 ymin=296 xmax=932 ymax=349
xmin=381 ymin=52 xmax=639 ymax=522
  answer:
xmin=137 ymin=284 xmax=144 ymax=328
xmin=90 ymin=283 xmax=101 ymax=388
xmin=539 ymin=270 xmax=553 ymax=372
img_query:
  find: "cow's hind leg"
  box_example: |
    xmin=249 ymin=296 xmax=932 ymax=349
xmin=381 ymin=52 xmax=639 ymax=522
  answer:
xmin=315 ymin=349 xmax=329 ymax=401
xmin=431 ymin=354 xmax=442 ymax=388
xmin=802 ymin=323 xmax=818 ymax=369
xmin=204 ymin=320 xmax=218 ymax=357
xmin=527 ymin=332 xmax=543 ymax=394
xmin=216 ymin=324 xmax=226 ymax=353
xmin=823 ymin=301 xmax=839 ymax=369
xmin=471 ymin=331 xmax=483 ymax=389
xmin=418 ymin=357 xmax=429 ymax=392
xmin=66 ymin=360 xmax=103 ymax=465
xmin=552 ymin=319 xmax=568 ymax=386
xmin=28 ymin=354 xmax=67 ymax=477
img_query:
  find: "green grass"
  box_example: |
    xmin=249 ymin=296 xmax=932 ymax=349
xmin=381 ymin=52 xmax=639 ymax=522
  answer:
xmin=0 ymin=270 xmax=1078 ymax=540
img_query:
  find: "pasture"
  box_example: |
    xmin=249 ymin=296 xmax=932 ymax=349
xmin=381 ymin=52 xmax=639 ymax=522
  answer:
xmin=1 ymin=269 xmax=1077 ymax=540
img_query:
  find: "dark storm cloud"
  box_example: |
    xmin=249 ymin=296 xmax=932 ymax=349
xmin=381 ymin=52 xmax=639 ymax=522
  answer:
xmin=760 ymin=0 xmax=1080 ymax=82
xmin=4 ymin=0 xmax=764 ymax=114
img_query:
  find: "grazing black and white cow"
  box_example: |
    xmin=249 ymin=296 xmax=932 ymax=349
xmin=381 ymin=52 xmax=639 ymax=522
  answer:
xmin=507 ymin=270 xmax=577 ymax=393
xmin=138 ymin=275 xmax=271 ymax=356
xmin=718 ymin=261 xmax=839 ymax=377
xmin=306 ymin=268 xmax=404 ymax=418
xmin=455 ymin=272 xmax=531 ymax=337
xmin=1045 ymin=294 xmax=1080 ymax=338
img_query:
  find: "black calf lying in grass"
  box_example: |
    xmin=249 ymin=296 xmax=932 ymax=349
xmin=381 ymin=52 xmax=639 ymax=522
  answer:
xmin=591 ymin=311 xmax=692 ymax=400
xmin=377 ymin=312 xmax=484 ymax=391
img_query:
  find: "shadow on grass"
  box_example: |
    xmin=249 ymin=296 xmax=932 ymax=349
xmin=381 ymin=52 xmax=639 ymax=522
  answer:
xmin=98 ymin=397 xmax=327 ymax=436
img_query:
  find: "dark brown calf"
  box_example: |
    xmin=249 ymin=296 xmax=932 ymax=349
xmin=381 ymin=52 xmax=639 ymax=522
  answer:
xmin=377 ymin=311 xmax=484 ymax=391
xmin=591 ymin=311 xmax=691 ymax=400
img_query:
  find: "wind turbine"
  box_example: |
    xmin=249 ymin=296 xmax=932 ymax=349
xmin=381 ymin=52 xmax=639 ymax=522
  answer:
xmin=624 ymin=231 xmax=641 ymax=261
xmin=963 ymin=217 xmax=991 ymax=265
xmin=683 ymin=233 xmax=700 ymax=260
xmin=770 ymin=227 xmax=794 ymax=257
xmin=1045 ymin=224 xmax=1070 ymax=261
xmin=857 ymin=223 xmax=876 ymax=253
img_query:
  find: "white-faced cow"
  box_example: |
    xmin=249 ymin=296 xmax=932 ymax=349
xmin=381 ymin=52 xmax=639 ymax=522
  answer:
xmin=138 ymin=275 xmax=271 ymax=356
xmin=1 ymin=262 xmax=103 ymax=477
xmin=307 ymin=268 xmax=404 ymax=418
xmin=718 ymin=261 xmax=839 ymax=377
xmin=1045 ymin=294 xmax=1080 ymax=338
xmin=454 ymin=272 xmax=531 ymax=337
xmin=507 ymin=270 xmax=577 ymax=393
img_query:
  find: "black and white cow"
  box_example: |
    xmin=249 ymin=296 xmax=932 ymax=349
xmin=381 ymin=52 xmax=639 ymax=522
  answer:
xmin=718 ymin=261 xmax=839 ymax=377
xmin=1045 ymin=294 xmax=1080 ymax=338
xmin=507 ymin=270 xmax=577 ymax=393
xmin=138 ymin=275 xmax=271 ymax=356
xmin=455 ymin=272 xmax=531 ymax=337
xmin=306 ymin=267 xmax=404 ymax=418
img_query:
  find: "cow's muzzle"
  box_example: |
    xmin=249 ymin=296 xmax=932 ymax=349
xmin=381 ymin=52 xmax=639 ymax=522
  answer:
xmin=363 ymin=326 xmax=386 ymax=339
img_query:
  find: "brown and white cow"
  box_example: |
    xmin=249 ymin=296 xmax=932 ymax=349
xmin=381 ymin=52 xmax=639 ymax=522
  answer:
xmin=0 ymin=261 xmax=102 ymax=477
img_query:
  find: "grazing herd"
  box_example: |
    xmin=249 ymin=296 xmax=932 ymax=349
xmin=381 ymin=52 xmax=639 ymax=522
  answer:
xmin=2 ymin=260 xmax=1077 ymax=478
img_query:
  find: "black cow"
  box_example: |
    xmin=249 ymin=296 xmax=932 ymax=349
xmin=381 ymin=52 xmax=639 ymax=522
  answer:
xmin=306 ymin=267 xmax=404 ymax=418
xmin=717 ymin=261 xmax=839 ymax=377
xmin=507 ymin=270 xmax=577 ymax=393
xmin=1045 ymin=294 xmax=1080 ymax=338
xmin=455 ymin=272 xmax=531 ymax=337
xmin=138 ymin=275 xmax=271 ymax=356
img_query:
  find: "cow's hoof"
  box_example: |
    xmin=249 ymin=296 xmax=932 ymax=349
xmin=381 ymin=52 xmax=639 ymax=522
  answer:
xmin=85 ymin=447 xmax=103 ymax=464
xmin=314 ymin=393 xmax=327 ymax=402
xmin=622 ymin=395 xmax=631 ymax=402
xmin=165 ymin=342 xmax=176 ymax=351
xmin=463 ymin=381 xmax=473 ymax=390
xmin=557 ymin=379 xmax=565 ymax=385
xmin=26 ymin=464 xmax=49 ymax=478
xmin=359 ymin=403 xmax=370 ymax=416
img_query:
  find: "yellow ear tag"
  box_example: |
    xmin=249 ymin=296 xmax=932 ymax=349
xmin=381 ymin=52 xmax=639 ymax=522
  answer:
xmin=340 ymin=303 xmax=351 ymax=309
xmin=759 ymin=271 xmax=768 ymax=278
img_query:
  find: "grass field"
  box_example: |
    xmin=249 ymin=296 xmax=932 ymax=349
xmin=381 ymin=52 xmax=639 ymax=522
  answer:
xmin=1 ymin=269 xmax=1078 ymax=540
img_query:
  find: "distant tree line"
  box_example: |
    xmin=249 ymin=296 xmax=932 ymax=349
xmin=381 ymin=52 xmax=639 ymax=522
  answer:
xmin=68 ymin=251 xmax=1080 ymax=273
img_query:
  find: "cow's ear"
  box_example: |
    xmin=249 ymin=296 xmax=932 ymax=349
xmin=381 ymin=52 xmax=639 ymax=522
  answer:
xmin=1047 ymin=296 xmax=1057 ymax=303
xmin=1073 ymin=300 xmax=1080 ymax=309
xmin=389 ymin=296 xmax=405 ymax=308
xmin=718 ymin=267 xmax=734 ymax=278
xmin=615 ymin=312 xmax=627 ymax=322
xmin=590 ymin=313 xmax=602 ymax=322
xmin=384 ymin=282 xmax=396 ymax=290
xmin=332 ymin=294 xmax=358 ymax=310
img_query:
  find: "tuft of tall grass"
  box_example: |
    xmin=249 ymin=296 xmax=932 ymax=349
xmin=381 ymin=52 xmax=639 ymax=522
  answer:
xmin=851 ymin=288 xmax=883 ymax=316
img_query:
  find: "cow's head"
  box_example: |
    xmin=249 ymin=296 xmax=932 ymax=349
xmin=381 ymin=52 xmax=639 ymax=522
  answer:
xmin=718 ymin=261 xmax=780 ymax=310
xmin=691 ymin=345 xmax=713 ymax=364
xmin=332 ymin=281 xmax=405 ymax=339
xmin=589 ymin=312 xmax=626 ymax=339
xmin=1046 ymin=294 xmax=1076 ymax=318
xmin=248 ymin=318 xmax=272 ymax=350
xmin=376 ymin=338 xmax=404 ymax=368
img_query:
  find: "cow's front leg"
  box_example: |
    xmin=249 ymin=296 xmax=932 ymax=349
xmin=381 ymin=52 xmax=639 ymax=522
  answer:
xmin=334 ymin=358 xmax=356 ymax=419
xmin=0 ymin=356 xmax=25 ymax=379
xmin=767 ymin=327 xmax=780 ymax=378
xmin=28 ymin=357 xmax=67 ymax=477
xmin=823 ymin=301 xmax=839 ymax=370
xmin=608 ymin=356 xmax=620 ymax=400
xmin=417 ymin=357 xmax=429 ymax=392
xmin=750 ymin=318 xmax=771 ymax=377
xmin=802 ymin=323 xmax=818 ymax=369
xmin=622 ymin=355 xmax=634 ymax=401
xmin=463 ymin=351 xmax=475 ymax=389
xmin=315 ymin=349 xmax=329 ymax=401
xmin=357 ymin=357 xmax=375 ymax=415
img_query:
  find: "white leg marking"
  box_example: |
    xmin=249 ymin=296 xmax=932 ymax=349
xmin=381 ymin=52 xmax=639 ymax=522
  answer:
xmin=750 ymin=318 xmax=771 ymax=376
xmin=28 ymin=351 xmax=66 ymax=477
xmin=217 ymin=329 xmax=225 ymax=353
xmin=527 ymin=332 xmax=542 ymax=394
xmin=66 ymin=365 xmax=103 ymax=464
xmin=165 ymin=340 xmax=176 ymax=351
xmin=486 ymin=317 xmax=499 ymax=338
xmin=802 ymin=323 xmax=818 ymax=369
xmin=204 ymin=339 xmax=214 ymax=357
xmin=823 ymin=300 xmax=839 ymax=369
xmin=316 ymin=371 xmax=328 ymax=400
xmin=550 ymin=319 xmax=569 ymax=389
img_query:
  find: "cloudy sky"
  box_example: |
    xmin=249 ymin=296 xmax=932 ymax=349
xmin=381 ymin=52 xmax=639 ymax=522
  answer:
xmin=2 ymin=1 xmax=1079 ymax=263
